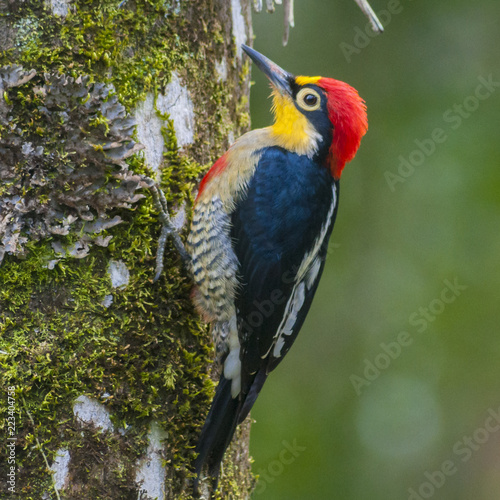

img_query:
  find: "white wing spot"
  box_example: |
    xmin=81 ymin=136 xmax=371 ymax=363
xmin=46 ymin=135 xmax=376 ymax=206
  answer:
xmin=306 ymin=256 xmax=322 ymax=289
xmin=273 ymin=336 xmax=285 ymax=358
xmin=282 ymin=282 xmax=305 ymax=336
xmin=271 ymin=184 xmax=337 ymax=359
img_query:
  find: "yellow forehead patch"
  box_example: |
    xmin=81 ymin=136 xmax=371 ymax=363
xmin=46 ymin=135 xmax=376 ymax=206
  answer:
xmin=295 ymin=76 xmax=321 ymax=86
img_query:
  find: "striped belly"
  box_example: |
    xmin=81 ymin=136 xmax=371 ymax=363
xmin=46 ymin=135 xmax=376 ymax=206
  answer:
xmin=187 ymin=195 xmax=242 ymax=395
xmin=187 ymin=195 xmax=239 ymax=321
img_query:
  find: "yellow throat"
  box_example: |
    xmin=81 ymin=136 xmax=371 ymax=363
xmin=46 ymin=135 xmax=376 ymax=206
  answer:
xmin=270 ymin=87 xmax=321 ymax=157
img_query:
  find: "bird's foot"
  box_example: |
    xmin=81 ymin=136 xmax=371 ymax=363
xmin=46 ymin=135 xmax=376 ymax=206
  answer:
xmin=142 ymin=176 xmax=190 ymax=281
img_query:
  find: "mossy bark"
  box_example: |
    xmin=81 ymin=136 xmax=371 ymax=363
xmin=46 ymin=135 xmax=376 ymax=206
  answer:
xmin=0 ymin=1 xmax=254 ymax=498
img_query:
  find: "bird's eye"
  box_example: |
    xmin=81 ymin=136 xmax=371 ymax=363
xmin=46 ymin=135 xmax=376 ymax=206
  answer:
xmin=304 ymin=94 xmax=317 ymax=106
xmin=296 ymin=88 xmax=321 ymax=111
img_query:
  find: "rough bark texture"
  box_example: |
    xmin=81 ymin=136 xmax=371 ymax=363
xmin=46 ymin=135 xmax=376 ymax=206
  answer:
xmin=0 ymin=1 xmax=254 ymax=498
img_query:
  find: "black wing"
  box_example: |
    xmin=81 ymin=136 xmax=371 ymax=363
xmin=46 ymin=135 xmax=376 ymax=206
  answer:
xmin=230 ymin=146 xmax=339 ymax=401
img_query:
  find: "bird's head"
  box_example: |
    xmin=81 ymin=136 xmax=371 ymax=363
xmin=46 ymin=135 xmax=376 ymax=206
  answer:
xmin=242 ymin=45 xmax=367 ymax=180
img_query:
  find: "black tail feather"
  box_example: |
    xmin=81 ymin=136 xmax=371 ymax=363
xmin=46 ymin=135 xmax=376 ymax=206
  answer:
xmin=238 ymin=368 xmax=267 ymax=424
xmin=193 ymin=369 xmax=268 ymax=495
xmin=193 ymin=375 xmax=240 ymax=494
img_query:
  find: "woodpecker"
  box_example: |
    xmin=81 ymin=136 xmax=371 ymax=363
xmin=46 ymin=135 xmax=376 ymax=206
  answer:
xmin=183 ymin=45 xmax=367 ymax=492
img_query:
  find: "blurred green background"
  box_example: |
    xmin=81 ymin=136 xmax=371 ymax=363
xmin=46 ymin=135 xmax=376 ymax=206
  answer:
xmin=248 ymin=1 xmax=500 ymax=499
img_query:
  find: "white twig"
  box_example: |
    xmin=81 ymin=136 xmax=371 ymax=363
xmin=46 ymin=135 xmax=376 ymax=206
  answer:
xmin=253 ymin=0 xmax=263 ymax=12
xmin=354 ymin=0 xmax=384 ymax=33
xmin=282 ymin=0 xmax=294 ymax=45
xmin=258 ymin=0 xmax=383 ymax=46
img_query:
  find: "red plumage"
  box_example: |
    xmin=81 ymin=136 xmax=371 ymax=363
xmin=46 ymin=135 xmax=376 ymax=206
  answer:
xmin=196 ymin=153 xmax=228 ymax=200
xmin=317 ymin=77 xmax=368 ymax=179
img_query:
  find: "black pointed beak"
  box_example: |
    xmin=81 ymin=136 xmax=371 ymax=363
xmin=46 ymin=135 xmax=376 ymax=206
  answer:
xmin=242 ymin=44 xmax=294 ymax=97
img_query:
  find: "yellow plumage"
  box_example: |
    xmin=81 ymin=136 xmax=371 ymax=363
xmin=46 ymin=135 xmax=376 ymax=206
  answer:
xmin=270 ymin=89 xmax=321 ymax=157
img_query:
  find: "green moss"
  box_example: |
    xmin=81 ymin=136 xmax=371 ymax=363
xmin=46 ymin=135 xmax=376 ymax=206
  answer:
xmin=0 ymin=0 xmax=253 ymax=497
xmin=2 ymin=0 xmax=248 ymax=134
xmin=0 ymin=193 xmax=215 ymax=497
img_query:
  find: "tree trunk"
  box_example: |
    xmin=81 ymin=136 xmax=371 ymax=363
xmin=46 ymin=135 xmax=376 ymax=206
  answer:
xmin=0 ymin=1 xmax=254 ymax=498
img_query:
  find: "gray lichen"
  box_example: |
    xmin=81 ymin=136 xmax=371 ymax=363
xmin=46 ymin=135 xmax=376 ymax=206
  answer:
xmin=0 ymin=67 xmax=147 ymax=263
xmin=0 ymin=1 xmax=255 ymax=498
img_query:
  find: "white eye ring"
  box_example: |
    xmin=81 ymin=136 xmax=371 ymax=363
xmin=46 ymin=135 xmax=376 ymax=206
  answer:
xmin=296 ymin=88 xmax=321 ymax=111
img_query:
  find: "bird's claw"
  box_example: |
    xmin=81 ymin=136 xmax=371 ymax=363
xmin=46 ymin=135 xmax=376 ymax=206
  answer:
xmin=142 ymin=177 xmax=190 ymax=282
xmin=153 ymin=223 xmax=172 ymax=282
